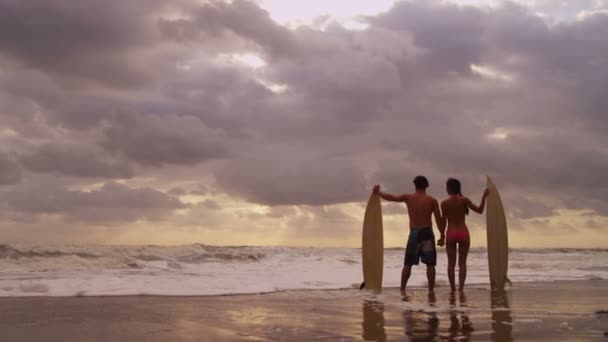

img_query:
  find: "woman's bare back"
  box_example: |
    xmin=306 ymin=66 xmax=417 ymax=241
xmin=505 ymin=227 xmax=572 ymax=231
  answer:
xmin=441 ymin=196 xmax=469 ymax=229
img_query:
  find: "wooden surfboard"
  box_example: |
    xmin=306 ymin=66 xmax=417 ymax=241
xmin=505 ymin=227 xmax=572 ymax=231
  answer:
xmin=486 ymin=176 xmax=510 ymax=291
xmin=361 ymin=193 xmax=383 ymax=292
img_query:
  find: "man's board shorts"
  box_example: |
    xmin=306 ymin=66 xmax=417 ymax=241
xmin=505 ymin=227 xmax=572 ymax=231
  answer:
xmin=404 ymin=227 xmax=437 ymax=266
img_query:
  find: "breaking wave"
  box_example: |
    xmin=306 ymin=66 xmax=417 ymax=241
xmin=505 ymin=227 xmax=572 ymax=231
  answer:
xmin=0 ymin=244 xmax=606 ymax=297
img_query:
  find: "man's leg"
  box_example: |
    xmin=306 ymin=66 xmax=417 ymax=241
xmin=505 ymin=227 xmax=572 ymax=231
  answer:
xmin=401 ymin=265 xmax=412 ymax=292
xmin=426 ymin=265 xmax=435 ymax=291
xmin=402 ymin=229 xmax=418 ymax=293
xmin=419 ymin=233 xmax=437 ymax=292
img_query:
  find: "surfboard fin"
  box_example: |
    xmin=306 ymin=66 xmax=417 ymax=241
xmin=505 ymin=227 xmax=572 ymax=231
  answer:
xmin=360 ymin=282 xmax=365 ymax=290
xmin=506 ymin=277 xmax=512 ymax=286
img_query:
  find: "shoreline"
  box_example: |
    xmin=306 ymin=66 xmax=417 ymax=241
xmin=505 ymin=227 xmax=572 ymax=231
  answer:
xmin=0 ymin=279 xmax=604 ymax=299
xmin=0 ymin=280 xmax=605 ymax=341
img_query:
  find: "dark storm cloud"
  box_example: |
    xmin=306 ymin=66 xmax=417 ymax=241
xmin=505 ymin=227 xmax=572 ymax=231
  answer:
xmin=508 ymin=195 xmax=555 ymax=219
xmin=19 ymin=143 xmax=134 ymax=178
xmin=281 ymin=205 xmax=359 ymax=240
xmin=3 ymin=181 xmax=187 ymax=223
xmin=0 ymin=0 xmax=167 ymax=87
xmin=0 ymin=152 xmax=21 ymax=185
xmin=214 ymin=155 xmax=367 ymax=205
xmin=203 ymin=0 xmax=607 ymax=215
xmin=0 ymin=0 xmax=606 ymax=239
xmin=157 ymin=63 xmax=279 ymax=135
xmin=159 ymin=0 xmax=296 ymax=58
xmin=100 ymin=111 xmax=230 ymax=167
xmin=168 ymin=183 xmax=209 ymax=196
xmin=372 ymin=1 xmax=486 ymax=76
xmin=360 ymin=2 xmax=608 ymax=216
xmin=201 ymin=199 xmax=222 ymax=210
xmin=483 ymin=6 xmax=608 ymax=129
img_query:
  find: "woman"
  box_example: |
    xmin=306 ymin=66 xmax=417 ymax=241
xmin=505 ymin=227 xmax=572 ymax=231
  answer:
xmin=438 ymin=178 xmax=489 ymax=292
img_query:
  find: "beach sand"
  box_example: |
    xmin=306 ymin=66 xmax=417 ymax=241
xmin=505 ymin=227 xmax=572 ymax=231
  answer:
xmin=0 ymin=280 xmax=606 ymax=341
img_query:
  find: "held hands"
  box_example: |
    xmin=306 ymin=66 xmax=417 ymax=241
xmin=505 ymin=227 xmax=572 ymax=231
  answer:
xmin=437 ymin=235 xmax=445 ymax=247
xmin=373 ymin=185 xmax=380 ymax=195
xmin=483 ymin=188 xmax=490 ymax=198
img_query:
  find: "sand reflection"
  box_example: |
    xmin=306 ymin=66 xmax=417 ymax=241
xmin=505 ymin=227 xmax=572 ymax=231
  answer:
xmin=447 ymin=291 xmax=474 ymax=341
xmin=491 ymin=290 xmax=513 ymax=342
xmin=402 ymin=292 xmax=439 ymax=341
xmin=362 ymin=300 xmax=386 ymax=342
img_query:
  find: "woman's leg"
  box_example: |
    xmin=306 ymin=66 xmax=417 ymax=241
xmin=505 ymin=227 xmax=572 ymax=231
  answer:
xmin=458 ymin=241 xmax=470 ymax=291
xmin=446 ymin=240 xmax=457 ymax=292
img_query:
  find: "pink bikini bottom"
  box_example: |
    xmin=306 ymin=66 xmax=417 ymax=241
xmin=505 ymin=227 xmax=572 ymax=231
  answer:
xmin=447 ymin=229 xmax=470 ymax=244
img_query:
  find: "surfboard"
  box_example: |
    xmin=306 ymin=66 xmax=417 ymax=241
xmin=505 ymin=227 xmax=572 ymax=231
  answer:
xmin=486 ymin=176 xmax=510 ymax=291
xmin=361 ymin=193 xmax=383 ymax=292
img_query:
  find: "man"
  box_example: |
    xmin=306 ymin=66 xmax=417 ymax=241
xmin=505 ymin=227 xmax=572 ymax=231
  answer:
xmin=373 ymin=175 xmax=444 ymax=293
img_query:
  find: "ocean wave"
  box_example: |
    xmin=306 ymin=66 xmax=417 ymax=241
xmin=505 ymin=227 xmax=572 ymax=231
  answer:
xmin=0 ymin=244 xmax=606 ymax=297
xmin=382 ymin=247 xmax=608 ymax=254
xmin=0 ymin=244 xmax=268 ymax=273
xmin=508 ymin=248 xmax=608 ymax=254
xmin=585 ymin=274 xmax=605 ymax=281
xmin=0 ymin=244 xmax=100 ymax=260
xmin=177 ymin=252 xmax=265 ymax=263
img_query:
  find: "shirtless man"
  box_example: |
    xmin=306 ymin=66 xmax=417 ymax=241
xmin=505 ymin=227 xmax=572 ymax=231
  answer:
xmin=373 ymin=176 xmax=444 ymax=292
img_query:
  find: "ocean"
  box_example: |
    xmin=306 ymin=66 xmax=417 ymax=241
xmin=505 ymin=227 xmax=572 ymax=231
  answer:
xmin=0 ymin=244 xmax=606 ymax=297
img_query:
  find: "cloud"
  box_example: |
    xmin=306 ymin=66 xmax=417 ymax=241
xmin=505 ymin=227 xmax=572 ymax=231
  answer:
xmin=20 ymin=143 xmax=133 ymax=178
xmin=100 ymin=111 xmax=230 ymax=167
xmin=0 ymin=152 xmax=21 ymax=185
xmin=3 ymin=181 xmax=187 ymax=224
xmin=372 ymin=1 xmax=487 ymax=76
xmin=160 ymin=0 xmax=296 ymax=58
xmin=201 ymin=199 xmax=222 ymax=210
xmin=0 ymin=0 xmax=606 ymax=245
xmin=168 ymin=183 xmax=210 ymax=196
xmin=214 ymin=155 xmax=367 ymax=205
xmin=0 ymin=0 xmax=168 ymax=88
xmin=280 ymin=205 xmax=361 ymax=243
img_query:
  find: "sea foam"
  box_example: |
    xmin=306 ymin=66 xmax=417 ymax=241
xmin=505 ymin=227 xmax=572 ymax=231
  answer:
xmin=0 ymin=244 xmax=606 ymax=297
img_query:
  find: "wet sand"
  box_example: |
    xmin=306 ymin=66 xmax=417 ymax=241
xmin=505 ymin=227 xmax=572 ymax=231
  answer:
xmin=0 ymin=280 xmax=606 ymax=341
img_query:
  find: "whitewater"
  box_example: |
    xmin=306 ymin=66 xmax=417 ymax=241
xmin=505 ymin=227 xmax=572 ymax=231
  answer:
xmin=0 ymin=244 xmax=606 ymax=297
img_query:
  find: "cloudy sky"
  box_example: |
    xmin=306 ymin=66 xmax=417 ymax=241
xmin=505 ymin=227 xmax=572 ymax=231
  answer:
xmin=0 ymin=0 xmax=606 ymax=248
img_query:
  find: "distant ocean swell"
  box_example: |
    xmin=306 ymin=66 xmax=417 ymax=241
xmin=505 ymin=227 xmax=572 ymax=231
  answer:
xmin=0 ymin=244 xmax=606 ymax=297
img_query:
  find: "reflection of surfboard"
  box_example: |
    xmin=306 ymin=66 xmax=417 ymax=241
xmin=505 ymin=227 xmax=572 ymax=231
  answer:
xmin=361 ymin=193 xmax=383 ymax=292
xmin=490 ymin=290 xmax=513 ymax=340
xmin=486 ymin=176 xmax=510 ymax=291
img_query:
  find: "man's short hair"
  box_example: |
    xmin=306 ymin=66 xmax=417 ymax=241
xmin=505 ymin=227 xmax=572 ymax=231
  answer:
xmin=413 ymin=175 xmax=429 ymax=190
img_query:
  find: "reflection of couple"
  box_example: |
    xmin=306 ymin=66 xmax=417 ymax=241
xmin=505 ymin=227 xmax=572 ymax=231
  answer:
xmin=362 ymin=291 xmax=512 ymax=341
xmin=448 ymin=291 xmax=474 ymax=341
xmin=401 ymin=291 xmax=472 ymax=341
xmin=402 ymin=291 xmax=440 ymax=341
xmin=361 ymin=294 xmax=439 ymax=341
xmin=373 ymin=175 xmax=489 ymax=292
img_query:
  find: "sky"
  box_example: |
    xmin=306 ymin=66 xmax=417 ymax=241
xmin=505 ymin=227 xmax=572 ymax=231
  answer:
xmin=0 ymin=0 xmax=606 ymax=248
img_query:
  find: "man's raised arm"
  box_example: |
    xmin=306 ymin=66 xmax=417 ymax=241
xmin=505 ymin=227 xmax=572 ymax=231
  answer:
xmin=373 ymin=185 xmax=409 ymax=202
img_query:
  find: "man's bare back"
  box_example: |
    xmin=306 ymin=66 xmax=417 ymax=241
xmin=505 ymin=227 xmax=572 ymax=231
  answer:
xmin=371 ymin=186 xmax=441 ymax=229
xmin=404 ymin=192 xmax=441 ymax=229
